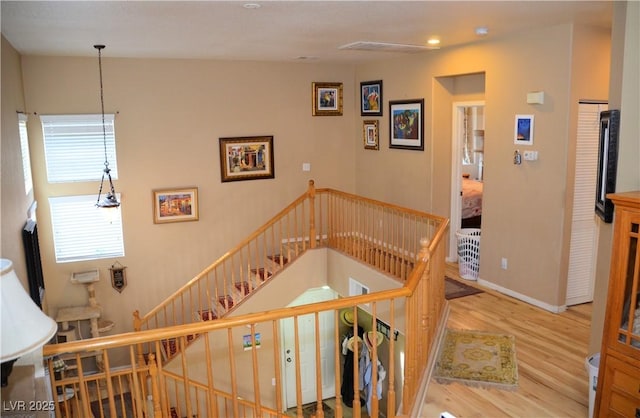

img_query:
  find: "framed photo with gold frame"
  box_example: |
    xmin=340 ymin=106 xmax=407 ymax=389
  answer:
xmin=219 ymin=135 xmax=275 ymax=182
xmin=363 ymin=120 xmax=379 ymax=150
xmin=312 ymin=82 xmax=343 ymax=116
xmin=153 ymin=187 xmax=199 ymax=224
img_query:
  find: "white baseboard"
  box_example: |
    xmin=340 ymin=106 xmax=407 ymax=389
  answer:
xmin=477 ymin=278 xmax=567 ymax=313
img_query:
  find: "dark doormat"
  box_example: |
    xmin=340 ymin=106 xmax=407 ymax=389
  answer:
xmin=301 ymin=401 xmax=334 ymax=418
xmin=445 ymin=276 xmax=483 ymax=300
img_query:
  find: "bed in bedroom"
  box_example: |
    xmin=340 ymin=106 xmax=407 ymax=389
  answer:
xmin=461 ymin=177 xmax=483 ymax=228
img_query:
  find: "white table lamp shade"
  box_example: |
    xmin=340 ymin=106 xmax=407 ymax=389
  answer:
xmin=1 ymin=258 xmax=57 ymax=362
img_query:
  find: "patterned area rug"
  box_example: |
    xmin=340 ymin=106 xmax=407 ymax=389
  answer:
xmin=445 ymin=276 xmax=483 ymax=300
xmin=434 ymin=329 xmax=518 ymax=390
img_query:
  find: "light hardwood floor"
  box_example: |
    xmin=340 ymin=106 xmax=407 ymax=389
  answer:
xmin=420 ymin=265 xmax=593 ymax=417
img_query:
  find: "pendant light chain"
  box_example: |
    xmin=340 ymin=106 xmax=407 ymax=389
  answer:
xmin=97 ymin=45 xmax=109 ymax=170
xmin=94 ymin=44 xmax=120 ymax=208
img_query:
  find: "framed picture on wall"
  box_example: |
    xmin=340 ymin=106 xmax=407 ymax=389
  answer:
xmin=153 ymin=187 xmax=199 ymax=224
xmin=595 ymin=109 xmax=620 ymax=223
xmin=219 ymin=136 xmax=275 ymax=182
xmin=360 ymin=80 xmax=383 ymax=116
xmin=514 ymin=114 xmax=534 ymax=145
xmin=389 ymin=99 xmax=424 ymax=150
xmin=312 ymin=82 xmax=343 ymax=116
xmin=363 ymin=120 xmax=379 ymax=150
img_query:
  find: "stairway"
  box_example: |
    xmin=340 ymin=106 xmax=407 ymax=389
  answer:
xmin=159 ymin=253 xmax=291 ymax=361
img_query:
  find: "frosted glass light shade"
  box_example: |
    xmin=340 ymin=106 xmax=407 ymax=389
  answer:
xmin=1 ymin=259 xmax=57 ymax=362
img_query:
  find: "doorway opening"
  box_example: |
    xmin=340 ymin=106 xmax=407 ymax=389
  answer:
xmin=449 ymin=101 xmax=485 ymax=261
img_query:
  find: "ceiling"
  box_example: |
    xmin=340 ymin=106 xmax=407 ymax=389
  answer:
xmin=1 ymin=1 xmax=613 ymax=63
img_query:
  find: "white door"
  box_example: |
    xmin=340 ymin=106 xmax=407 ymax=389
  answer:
xmin=566 ymin=102 xmax=608 ymax=305
xmin=282 ymin=287 xmax=336 ymax=409
xmin=449 ymin=101 xmax=485 ymax=261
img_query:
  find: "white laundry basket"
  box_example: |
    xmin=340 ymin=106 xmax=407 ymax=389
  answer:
xmin=456 ymin=228 xmax=481 ymax=281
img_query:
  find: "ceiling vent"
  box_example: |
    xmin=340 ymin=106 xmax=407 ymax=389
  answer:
xmin=338 ymin=41 xmax=437 ymax=53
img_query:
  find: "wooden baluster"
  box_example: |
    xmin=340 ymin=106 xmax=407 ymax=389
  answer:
xmin=272 ymin=320 xmax=284 ymax=416
xmin=148 ymin=354 xmax=163 ymax=417
xmin=293 ymin=315 xmax=303 ymax=417
xmin=250 ymin=324 xmax=262 ymax=416
xmin=387 ymin=299 xmax=396 ymax=418
xmin=351 ymin=307 xmax=361 ymax=417
xmin=314 ymin=312 xmax=324 ymax=417
xmin=308 ymin=180 xmax=316 ymax=249
xmin=370 ymin=305 xmax=380 ymax=418
xmin=132 ymin=310 xmax=146 ymax=366
xmin=333 ymin=311 xmax=343 ymax=418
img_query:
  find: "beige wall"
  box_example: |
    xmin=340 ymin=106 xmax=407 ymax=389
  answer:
xmin=1 ymin=36 xmax=32 ymax=290
xmin=19 ymin=56 xmax=356 ymax=335
xmin=355 ymin=23 xmax=611 ymax=310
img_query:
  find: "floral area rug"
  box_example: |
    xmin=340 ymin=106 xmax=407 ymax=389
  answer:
xmin=433 ymin=329 xmax=518 ymax=390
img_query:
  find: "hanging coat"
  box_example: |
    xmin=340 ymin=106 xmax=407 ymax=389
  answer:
xmin=363 ymin=358 xmax=387 ymax=416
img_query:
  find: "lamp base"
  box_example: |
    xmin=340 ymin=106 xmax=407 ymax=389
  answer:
xmin=1 ymin=358 xmax=18 ymax=387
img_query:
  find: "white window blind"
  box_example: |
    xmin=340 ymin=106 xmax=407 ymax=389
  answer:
xmin=49 ymin=194 xmax=124 ymax=263
xmin=18 ymin=113 xmax=34 ymax=195
xmin=41 ymin=114 xmax=118 ymax=183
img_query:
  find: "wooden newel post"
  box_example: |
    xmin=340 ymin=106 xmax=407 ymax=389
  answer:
xmin=308 ymin=179 xmax=317 ymax=249
xmin=133 ymin=310 xmax=145 ymax=366
xmin=148 ymin=353 xmax=163 ymax=417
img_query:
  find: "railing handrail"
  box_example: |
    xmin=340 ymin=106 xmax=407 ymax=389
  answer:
xmin=314 ymin=186 xmax=446 ymax=222
xmin=44 ymin=284 xmax=414 ymax=357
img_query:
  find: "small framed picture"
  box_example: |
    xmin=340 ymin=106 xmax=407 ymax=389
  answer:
xmin=243 ymin=333 xmax=261 ymax=351
xmin=153 ymin=187 xmax=199 ymax=224
xmin=514 ymin=115 xmax=534 ymax=145
xmin=363 ymin=120 xmax=379 ymax=150
xmin=312 ymin=82 xmax=343 ymax=116
xmin=219 ymin=136 xmax=275 ymax=182
xmin=389 ymin=99 xmax=424 ymax=151
xmin=360 ymin=80 xmax=383 ymax=116
xmin=595 ymin=109 xmax=620 ymax=223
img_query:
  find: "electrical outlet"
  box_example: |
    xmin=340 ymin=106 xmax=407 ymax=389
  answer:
xmin=501 ymin=257 xmax=508 ymax=270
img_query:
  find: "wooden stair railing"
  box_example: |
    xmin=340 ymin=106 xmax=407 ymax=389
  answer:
xmin=43 ymin=184 xmax=447 ymax=417
xmin=42 ymin=232 xmax=446 ymax=418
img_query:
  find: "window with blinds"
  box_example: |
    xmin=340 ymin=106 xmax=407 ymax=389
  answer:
xmin=41 ymin=114 xmax=124 ymax=263
xmin=18 ymin=113 xmax=33 ymax=195
xmin=40 ymin=114 xmax=117 ymax=183
xmin=49 ymin=194 xmax=124 ymax=263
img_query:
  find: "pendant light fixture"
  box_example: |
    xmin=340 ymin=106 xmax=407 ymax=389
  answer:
xmin=94 ymin=44 xmax=120 ymax=209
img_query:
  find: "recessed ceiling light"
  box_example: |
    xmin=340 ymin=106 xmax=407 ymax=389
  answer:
xmin=475 ymin=26 xmax=489 ymax=36
xmin=427 ymin=38 xmax=440 ymax=46
xmin=243 ymin=3 xmax=261 ymax=9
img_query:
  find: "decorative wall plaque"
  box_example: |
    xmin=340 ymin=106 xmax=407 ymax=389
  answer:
xmin=110 ymin=261 xmax=127 ymax=293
